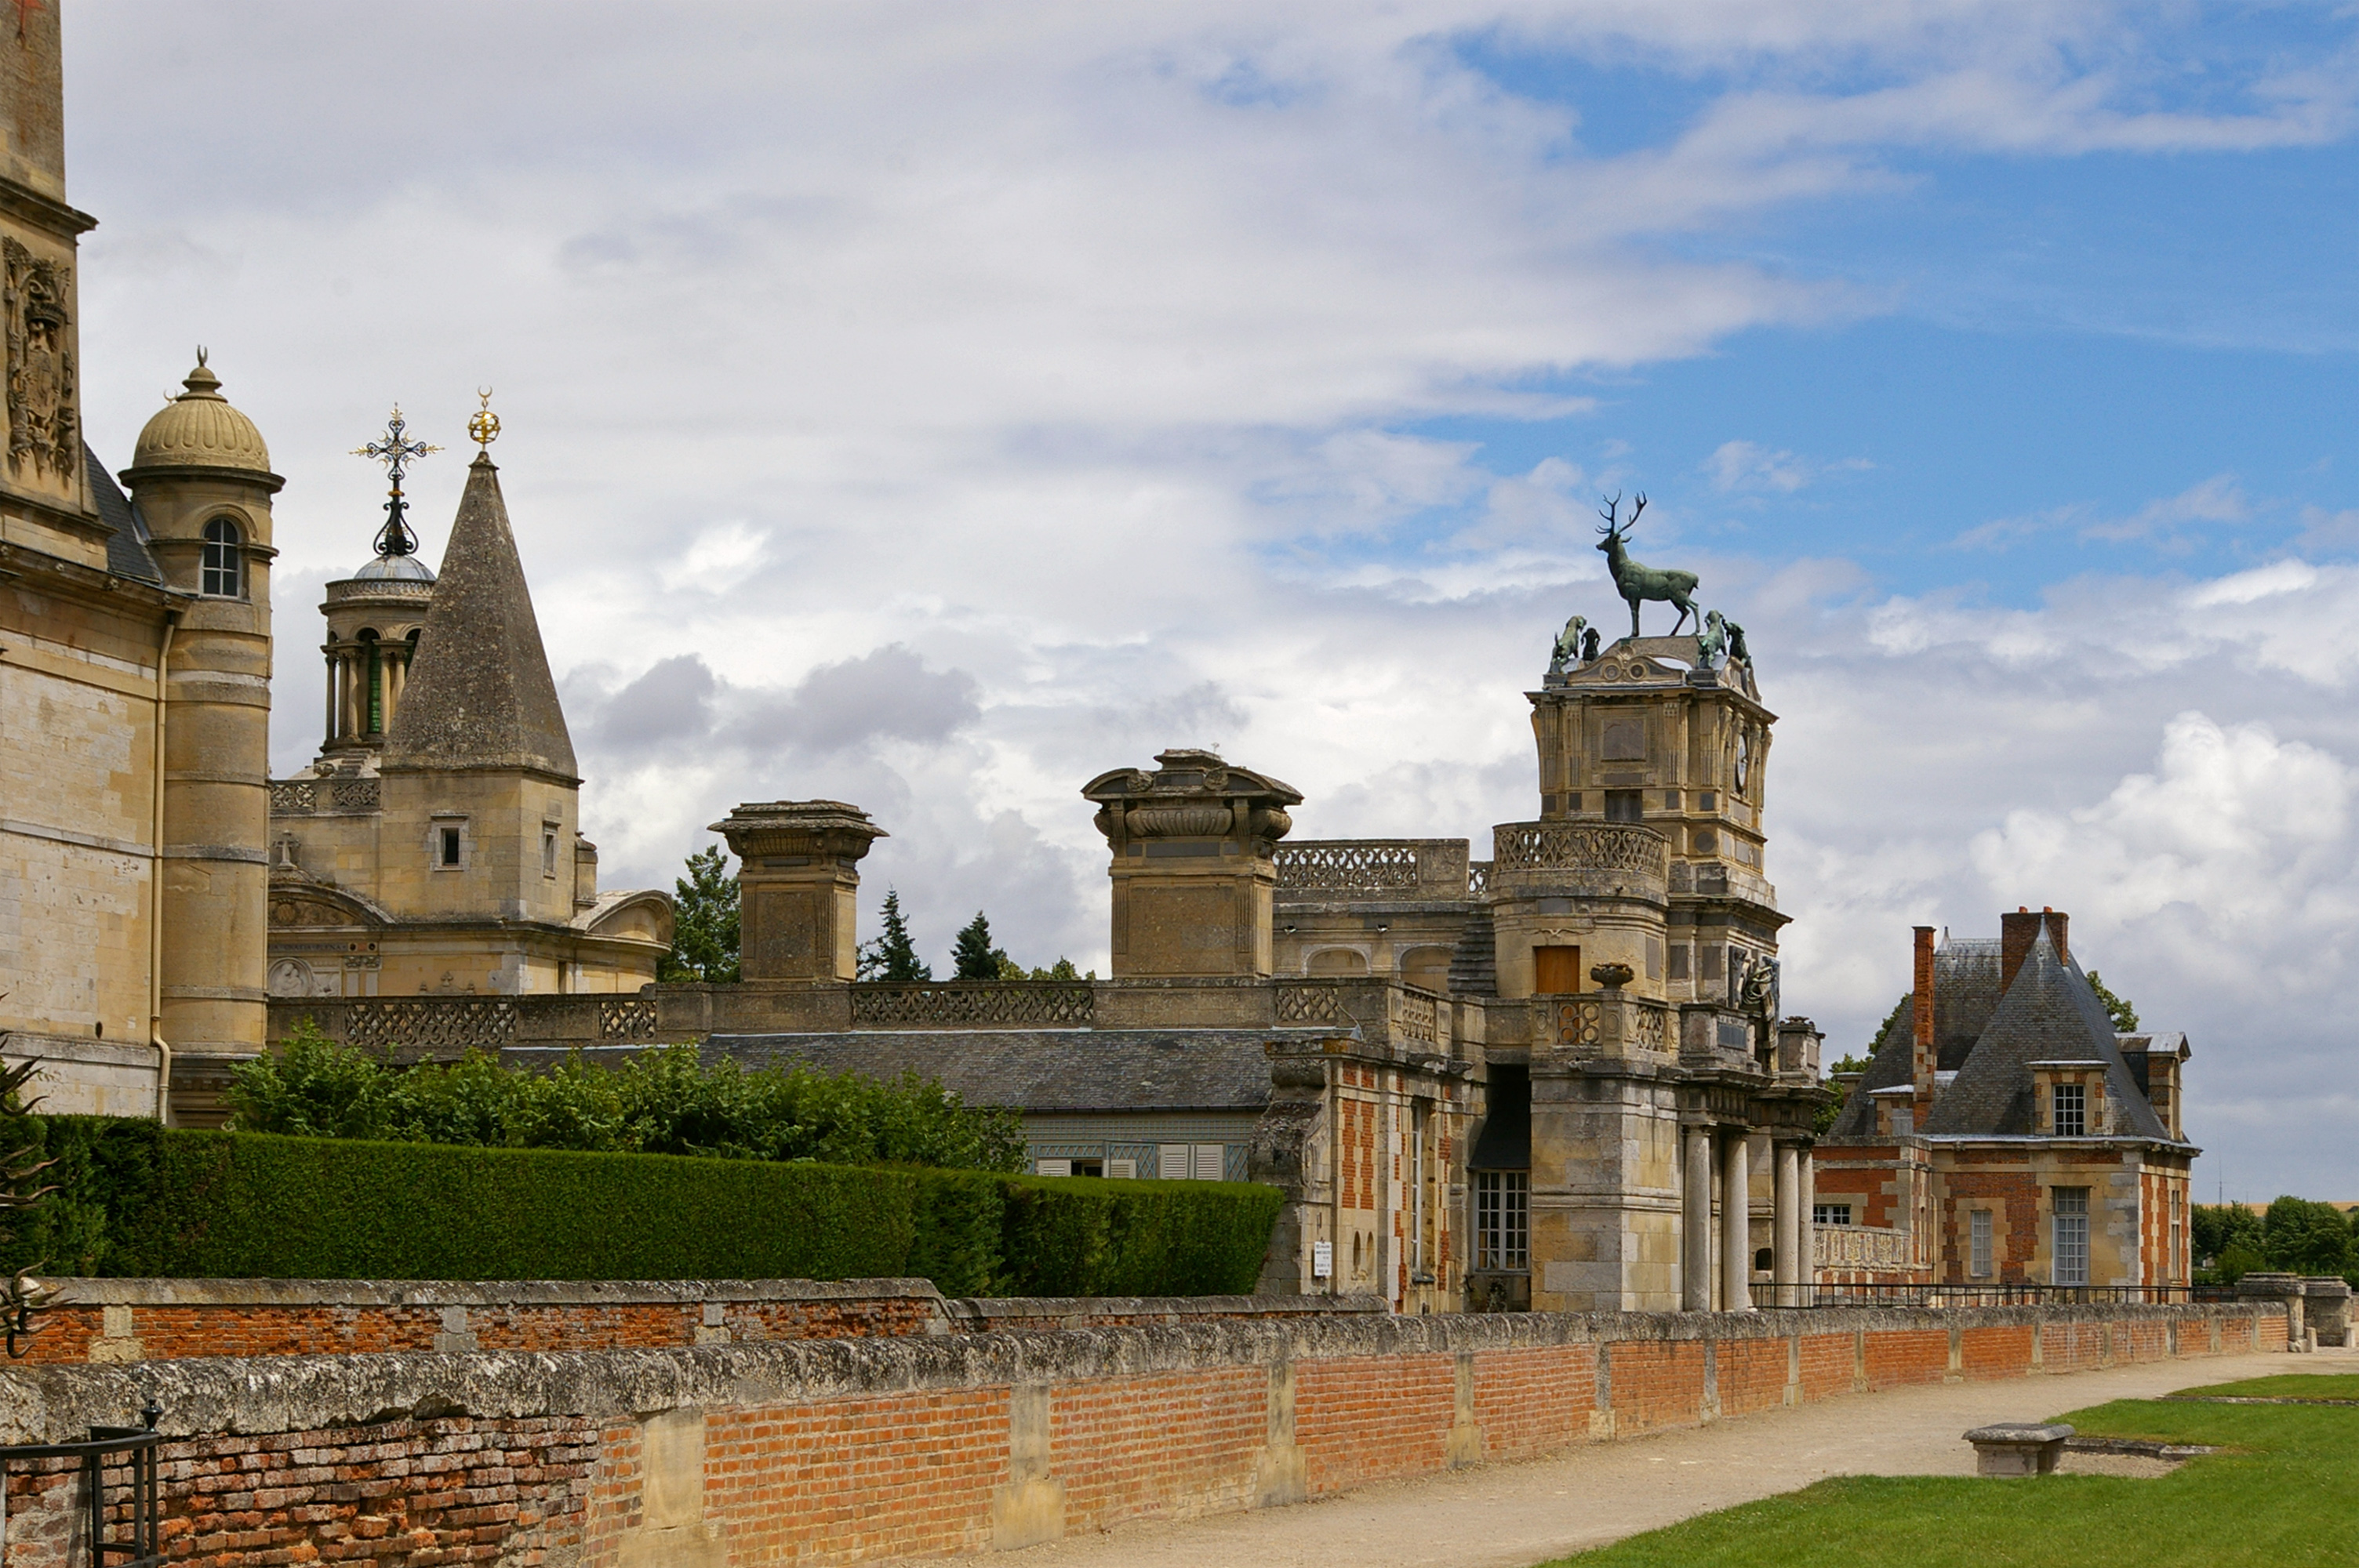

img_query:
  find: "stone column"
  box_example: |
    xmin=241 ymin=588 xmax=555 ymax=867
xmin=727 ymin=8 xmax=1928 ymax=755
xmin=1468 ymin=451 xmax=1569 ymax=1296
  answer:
xmin=1772 ymin=1142 xmax=1801 ymax=1308
xmin=322 ymin=651 xmax=337 ymax=744
xmin=714 ymin=800 xmax=886 ymax=982
xmin=387 ymin=649 xmax=408 ymax=729
xmin=1801 ymin=1149 xmax=1817 ymax=1301
xmin=1721 ymin=1131 xmax=1752 ymax=1311
xmin=1682 ymin=1123 xmax=1713 ymax=1311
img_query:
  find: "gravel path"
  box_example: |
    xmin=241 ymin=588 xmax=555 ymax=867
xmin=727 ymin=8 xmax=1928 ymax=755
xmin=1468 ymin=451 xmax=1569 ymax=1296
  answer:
xmin=943 ymin=1345 xmax=2357 ymax=1568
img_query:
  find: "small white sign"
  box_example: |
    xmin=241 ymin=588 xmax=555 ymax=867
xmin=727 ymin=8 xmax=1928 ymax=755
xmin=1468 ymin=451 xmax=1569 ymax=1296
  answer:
xmin=1312 ymin=1240 xmax=1333 ymax=1279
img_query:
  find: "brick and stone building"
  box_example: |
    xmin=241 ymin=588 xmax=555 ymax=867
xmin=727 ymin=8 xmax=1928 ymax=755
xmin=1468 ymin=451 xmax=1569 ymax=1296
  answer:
xmin=1814 ymin=910 xmax=2197 ymax=1290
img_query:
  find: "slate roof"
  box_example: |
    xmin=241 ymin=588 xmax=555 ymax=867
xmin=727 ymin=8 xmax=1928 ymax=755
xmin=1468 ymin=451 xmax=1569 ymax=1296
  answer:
xmin=384 ymin=454 xmax=578 ymax=779
xmin=1921 ymin=931 xmax=2171 ymax=1140
xmin=703 ymin=1028 xmax=1343 ymax=1114
xmin=1826 ymin=927 xmax=2183 ymax=1145
xmin=1932 ymin=938 xmax=2002 ymax=1070
xmin=85 ymin=444 xmax=162 ymax=584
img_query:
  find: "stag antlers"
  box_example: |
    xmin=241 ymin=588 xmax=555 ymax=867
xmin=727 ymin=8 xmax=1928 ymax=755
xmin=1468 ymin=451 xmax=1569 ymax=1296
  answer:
xmin=1596 ymin=492 xmax=1648 ymax=536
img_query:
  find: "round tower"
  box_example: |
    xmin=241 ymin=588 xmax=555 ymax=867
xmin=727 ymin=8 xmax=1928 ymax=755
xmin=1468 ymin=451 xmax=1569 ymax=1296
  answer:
xmin=122 ymin=356 xmax=283 ymax=1123
xmin=315 ymin=552 xmax=434 ymax=767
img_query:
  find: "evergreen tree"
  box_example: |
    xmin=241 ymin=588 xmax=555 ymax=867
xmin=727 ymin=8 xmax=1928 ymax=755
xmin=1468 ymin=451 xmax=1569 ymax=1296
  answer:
xmin=2085 ymin=970 xmax=2139 ymax=1032
xmin=660 ymin=846 xmax=740 ymax=983
xmin=951 ymin=910 xmax=1007 ymax=981
xmin=858 ymin=888 xmax=932 ymax=982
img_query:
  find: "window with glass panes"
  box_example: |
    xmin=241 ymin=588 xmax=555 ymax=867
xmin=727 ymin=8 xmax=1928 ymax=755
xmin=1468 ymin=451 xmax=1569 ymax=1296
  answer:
xmin=2052 ymin=1082 xmax=2085 ymax=1136
xmin=200 ymin=518 xmax=242 ymax=597
xmin=1969 ymin=1209 xmax=1993 ymax=1277
xmin=1474 ymin=1171 xmax=1528 ymax=1270
xmin=2052 ymin=1187 xmax=2088 ymax=1286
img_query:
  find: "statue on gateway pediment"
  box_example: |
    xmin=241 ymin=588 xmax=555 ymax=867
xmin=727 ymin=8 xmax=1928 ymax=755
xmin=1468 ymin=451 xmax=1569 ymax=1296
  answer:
xmin=1549 ymin=614 xmax=1587 ymax=676
xmin=1595 ymin=492 xmax=1700 ymax=639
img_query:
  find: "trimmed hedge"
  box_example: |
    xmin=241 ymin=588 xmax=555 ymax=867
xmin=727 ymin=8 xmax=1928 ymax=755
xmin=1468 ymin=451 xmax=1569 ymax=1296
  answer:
xmin=0 ymin=1118 xmax=1282 ymax=1298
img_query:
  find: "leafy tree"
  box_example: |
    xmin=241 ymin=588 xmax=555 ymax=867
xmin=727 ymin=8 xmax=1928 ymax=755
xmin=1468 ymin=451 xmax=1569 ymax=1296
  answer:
xmin=2085 ymin=969 xmax=2139 ymax=1032
xmin=2263 ymin=1195 xmax=2355 ymax=1276
xmin=857 ymin=888 xmax=932 ymax=982
xmin=1026 ymin=956 xmax=1092 ymax=981
xmin=2213 ymin=1242 xmax=2267 ymax=1285
xmin=952 ymin=910 xmax=1007 ymax=981
xmin=2193 ymin=1202 xmax=2263 ymax=1268
xmin=660 ymin=846 xmax=740 ymax=983
xmin=1868 ymin=993 xmax=1910 ymax=1053
xmin=1815 ymin=1053 xmax=1873 ymax=1134
xmin=230 ymin=1021 xmax=1025 ymax=1172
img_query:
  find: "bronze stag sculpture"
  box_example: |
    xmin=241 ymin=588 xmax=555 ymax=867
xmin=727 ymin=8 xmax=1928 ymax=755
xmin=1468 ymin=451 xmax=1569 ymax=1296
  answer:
xmin=1595 ymin=493 xmax=1699 ymax=639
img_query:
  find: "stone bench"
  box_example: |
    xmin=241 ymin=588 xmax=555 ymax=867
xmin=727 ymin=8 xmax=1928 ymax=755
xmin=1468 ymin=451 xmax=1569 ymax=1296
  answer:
xmin=1963 ymin=1422 xmax=2074 ymax=1476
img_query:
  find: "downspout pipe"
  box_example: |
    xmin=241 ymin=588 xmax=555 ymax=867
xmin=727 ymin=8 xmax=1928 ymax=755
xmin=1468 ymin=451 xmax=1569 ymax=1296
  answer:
xmin=149 ymin=608 xmax=180 ymax=1125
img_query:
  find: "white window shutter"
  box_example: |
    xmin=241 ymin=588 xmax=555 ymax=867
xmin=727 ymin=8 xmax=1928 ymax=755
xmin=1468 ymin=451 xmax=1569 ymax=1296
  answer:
xmin=1194 ymin=1144 xmax=1224 ymax=1181
xmin=1158 ymin=1144 xmax=1192 ymax=1180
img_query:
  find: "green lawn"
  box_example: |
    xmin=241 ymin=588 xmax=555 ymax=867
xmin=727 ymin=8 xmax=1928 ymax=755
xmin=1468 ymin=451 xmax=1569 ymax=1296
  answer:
xmin=1536 ymin=1377 xmax=2357 ymax=1568
xmin=2167 ymin=1373 xmax=2359 ymax=1401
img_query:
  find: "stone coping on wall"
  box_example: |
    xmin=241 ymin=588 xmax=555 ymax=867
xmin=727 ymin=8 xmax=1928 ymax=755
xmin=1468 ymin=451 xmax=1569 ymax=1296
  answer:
xmin=0 ymin=1301 xmax=2281 ymax=1445
xmin=39 ymin=1276 xmax=944 ymax=1308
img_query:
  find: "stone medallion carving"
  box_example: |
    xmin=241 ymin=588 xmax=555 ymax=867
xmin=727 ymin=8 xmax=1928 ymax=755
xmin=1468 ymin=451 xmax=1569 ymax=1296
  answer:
xmin=2 ymin=239 xmax=75 ymax=482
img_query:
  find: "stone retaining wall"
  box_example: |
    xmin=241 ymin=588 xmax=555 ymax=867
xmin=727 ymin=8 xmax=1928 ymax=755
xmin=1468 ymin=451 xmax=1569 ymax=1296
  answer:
xmin=0 ymin=1301 xmax=2284 ymax=1566
xmin=19 ymin=1279 xmax=1387 ymax=1365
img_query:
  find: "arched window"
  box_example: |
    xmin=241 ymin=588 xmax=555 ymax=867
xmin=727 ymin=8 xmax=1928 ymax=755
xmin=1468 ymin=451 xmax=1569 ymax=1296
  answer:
xmin=200 ymin=518 xmax=243 ymax=598
xmin=357 ymin=629 xmax=382 ymax=733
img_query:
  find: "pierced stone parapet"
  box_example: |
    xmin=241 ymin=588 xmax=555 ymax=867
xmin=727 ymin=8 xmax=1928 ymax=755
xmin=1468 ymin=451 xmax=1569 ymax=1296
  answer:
xmin=849 ymin=983 xmax=1094 ymax=1029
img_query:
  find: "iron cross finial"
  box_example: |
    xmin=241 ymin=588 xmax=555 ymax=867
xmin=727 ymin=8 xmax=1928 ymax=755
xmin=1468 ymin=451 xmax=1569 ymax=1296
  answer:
xmin=352 ymin=406 xmax=441 ymax=558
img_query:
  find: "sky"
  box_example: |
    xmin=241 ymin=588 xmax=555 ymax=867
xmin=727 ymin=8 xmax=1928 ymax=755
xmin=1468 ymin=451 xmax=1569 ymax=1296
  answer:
xmin=60 ymin=1 xmax=2359 ymax=1200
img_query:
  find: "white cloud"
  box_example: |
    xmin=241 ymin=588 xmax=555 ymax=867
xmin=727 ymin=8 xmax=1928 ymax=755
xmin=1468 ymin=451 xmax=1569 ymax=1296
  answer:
xmin=1705 ymin=439 xmax=1872 ymax=494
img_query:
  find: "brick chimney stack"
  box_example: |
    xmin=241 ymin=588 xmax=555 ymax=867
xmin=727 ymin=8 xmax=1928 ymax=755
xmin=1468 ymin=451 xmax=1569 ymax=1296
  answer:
xmin=2000 ymin=906 xmax=2070 ymax=991
xmin=1911 ymin=924 xmax=1937 ymax=1121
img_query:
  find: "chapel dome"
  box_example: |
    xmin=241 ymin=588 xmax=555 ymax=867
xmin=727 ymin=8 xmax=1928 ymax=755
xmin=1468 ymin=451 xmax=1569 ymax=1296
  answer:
xmin=131 ymin=358 xmax=271 ymax=474
xmin=352 ymin=553 xmax=435 ymax=583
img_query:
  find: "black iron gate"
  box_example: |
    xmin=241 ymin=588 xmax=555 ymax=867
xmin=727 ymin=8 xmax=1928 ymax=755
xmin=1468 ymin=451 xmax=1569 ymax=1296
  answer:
xmin=0 ymin=1402 xmax=163 ymax=1567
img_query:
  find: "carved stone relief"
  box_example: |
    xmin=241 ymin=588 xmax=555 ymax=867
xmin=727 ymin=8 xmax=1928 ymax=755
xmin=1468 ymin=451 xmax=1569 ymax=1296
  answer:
xmin=2 ymin=238 xmax=75 ymax=483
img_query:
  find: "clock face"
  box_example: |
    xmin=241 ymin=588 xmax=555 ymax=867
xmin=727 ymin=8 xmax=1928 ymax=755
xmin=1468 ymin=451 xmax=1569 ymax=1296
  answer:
xmin=1735 ymin=729 xmax=1752 ymax=793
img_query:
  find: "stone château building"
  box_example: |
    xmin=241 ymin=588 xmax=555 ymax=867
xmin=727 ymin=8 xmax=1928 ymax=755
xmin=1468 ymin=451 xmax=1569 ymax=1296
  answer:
xmin=0 ymin=8 xmax=281 ymax=1121
xmin=0 ymin=9 xmax=664 ymax=1123
xmin=357 ymin=626 xmax=1831 ymax=1316
xmin=263 ymin=445 xmax=672 ymax=1019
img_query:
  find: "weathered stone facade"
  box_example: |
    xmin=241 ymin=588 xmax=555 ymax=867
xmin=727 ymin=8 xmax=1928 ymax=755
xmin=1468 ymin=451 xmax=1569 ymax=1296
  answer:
xmin=0 ymin=7 xmax=283 ymax=1123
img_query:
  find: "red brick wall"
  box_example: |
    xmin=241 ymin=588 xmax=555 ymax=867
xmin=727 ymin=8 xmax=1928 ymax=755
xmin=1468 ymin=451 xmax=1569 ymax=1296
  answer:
xmin=29 ymin=1285 xmax=1376 ymax=1365
xmin=1295 ymin=1353 xmax=1456 ymax=1490
xmin=3 ymin=1416 xmax=598 ymax=1567
xmin=1049 ymin=1369 xmax=1267 ymax=1531
xmin=1470 ymin=1345 xmax=1598 ymax=1461
xmin=0 ymin=1304 xmax=2284 ymax=1568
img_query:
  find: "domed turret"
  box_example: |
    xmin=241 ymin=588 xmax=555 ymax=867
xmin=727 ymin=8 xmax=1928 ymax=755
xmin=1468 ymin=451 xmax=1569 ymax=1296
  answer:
xmin=354 ymin=553 xmax=436 ymax=583
xmin=120 ymin=350 xmax=284 ymax=1113
xmin=130 ymin=356 xmax=273 ymax=476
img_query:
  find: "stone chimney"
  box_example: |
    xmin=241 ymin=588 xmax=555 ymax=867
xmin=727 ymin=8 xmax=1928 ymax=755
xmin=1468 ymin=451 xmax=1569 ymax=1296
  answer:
xmin=2000 ymin=906 xmax=2069 ymax=992
xmin=1081 ymin=749 xmax=1302 ymax=978
xmin=1911 ymin=925 xmax=1937 ymax=1120
xmin=714 ymin=801 xmax=886 ymax=982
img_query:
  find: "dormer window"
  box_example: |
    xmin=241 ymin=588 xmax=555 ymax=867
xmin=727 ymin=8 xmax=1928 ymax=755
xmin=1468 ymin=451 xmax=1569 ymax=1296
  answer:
xmin=200 ymin=518 xmax=244 ymax=598
xmin=2052 ymin=1082 xmax=2085 ymax=1137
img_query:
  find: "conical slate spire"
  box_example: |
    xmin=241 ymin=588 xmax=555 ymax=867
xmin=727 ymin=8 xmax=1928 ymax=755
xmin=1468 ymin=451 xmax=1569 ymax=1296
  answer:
xmin=384 ymin=453 xmax=578 ymax=780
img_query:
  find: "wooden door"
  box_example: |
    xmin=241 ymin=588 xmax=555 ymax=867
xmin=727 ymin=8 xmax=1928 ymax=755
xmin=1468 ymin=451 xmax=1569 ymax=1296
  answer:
xmin=1533 ymin=945 xmax=1582 ymax=993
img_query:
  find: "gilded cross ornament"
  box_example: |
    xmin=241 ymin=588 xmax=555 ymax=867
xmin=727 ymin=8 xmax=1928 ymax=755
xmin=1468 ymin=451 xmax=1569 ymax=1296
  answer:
xmin=467 ymin=387 xmax=500 ymax=451
xmin=352 ymin=406 xmax=439 ymax=558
